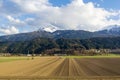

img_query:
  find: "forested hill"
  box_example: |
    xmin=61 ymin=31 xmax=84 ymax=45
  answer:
xmin=0 ymin=37 xmax=120 ymax=54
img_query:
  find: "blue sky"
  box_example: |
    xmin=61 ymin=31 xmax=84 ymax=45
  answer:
xmin=49 ymin=0 xmax=120 ymax=10
xmin=49 ymin=0 xmax=72 ymax=6
xmin=85 ymin=0 xmax=120 ymax=10
xmin=0 ymin=0 xmax=120 ymax=35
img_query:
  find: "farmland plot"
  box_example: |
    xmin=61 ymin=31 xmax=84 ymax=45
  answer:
xmin=0 ymin=56 xmax=120 ymax=80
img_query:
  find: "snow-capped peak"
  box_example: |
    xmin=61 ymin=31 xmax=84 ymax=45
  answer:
xmin=43 ymin=27 xmax=57 ymax=33
xmin=38 ymin=27 xmax=57 ymax=33
xmin=106 ymin=25 xmax=120 ymax=32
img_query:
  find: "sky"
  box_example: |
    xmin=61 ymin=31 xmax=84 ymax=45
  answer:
xmin=0 ymin=0 xmax=120 ymax=35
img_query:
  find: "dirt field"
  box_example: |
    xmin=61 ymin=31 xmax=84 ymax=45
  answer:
xmin=0 ymin=56 xmax=120 ymax=80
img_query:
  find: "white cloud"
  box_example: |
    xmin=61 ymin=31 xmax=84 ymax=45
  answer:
xmin=0 ymin=0 xmax=3 ymax=7
xmin=7 ymin=15 xmax=21 ymax=23
xmin=0 ymin=0 xmax=120 ymax=34
xmin=7 ymin=15 xmax=24 ymax=24
xmin=0 ymin=26 xmax=19 ymax=35
xmin=25 ymin=18 xmax=35 ymax=22
xmin=6 ymin=15 xmax=26 ymax=28
xmin=26 ymin=0 xmax=118 ymax=31
xmin=70 ymin=0 xmax=84 ymax=6
xmin=11 ymin=0 xmax=51 ymax=13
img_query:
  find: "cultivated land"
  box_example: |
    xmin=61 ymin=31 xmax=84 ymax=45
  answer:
xmin=0 ymin=56 xmax=120 ymax=80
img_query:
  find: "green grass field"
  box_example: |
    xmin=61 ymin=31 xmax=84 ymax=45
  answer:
xmin=0 ymin=54 xmax=120 ymax=63
xmin=0 ymin=57 xmax=28 ymax=63
xmin=62 ymin=54 xmax=120 ymax=58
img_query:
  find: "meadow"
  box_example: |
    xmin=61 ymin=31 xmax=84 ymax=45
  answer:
xmin=0 ymin=56 xmax=28 ymax=63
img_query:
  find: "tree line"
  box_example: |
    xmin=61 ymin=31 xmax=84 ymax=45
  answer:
xmin=0 ymin=37 xmax=120 ymax=55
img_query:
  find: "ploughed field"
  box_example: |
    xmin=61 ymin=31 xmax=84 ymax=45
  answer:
xmin=0 ymin=56 xmax=120 ymax=80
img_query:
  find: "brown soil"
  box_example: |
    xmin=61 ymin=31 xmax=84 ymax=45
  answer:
xmin=0 ymin=57 xmax=120 ymax=79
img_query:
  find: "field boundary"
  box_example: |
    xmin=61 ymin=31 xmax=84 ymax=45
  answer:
xmin=0 ymin=76 xmax=120 ymax=80
xmin=62 ymin=55 xmax=120 ymax=59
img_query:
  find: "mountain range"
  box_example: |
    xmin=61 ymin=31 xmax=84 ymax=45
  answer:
xmin=0 ymin=25 xmax=120 ymax=54
xmin=0 ymin=25 xmax=120 ymax=42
